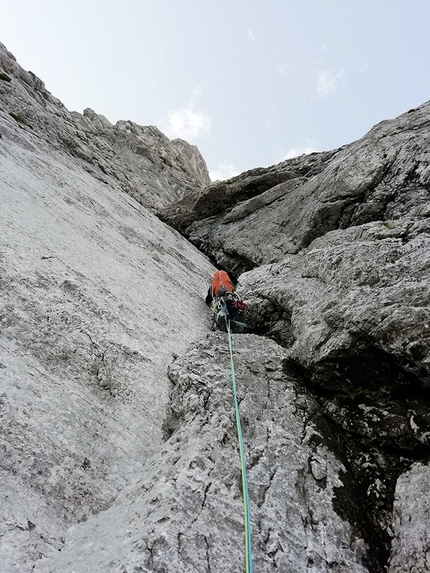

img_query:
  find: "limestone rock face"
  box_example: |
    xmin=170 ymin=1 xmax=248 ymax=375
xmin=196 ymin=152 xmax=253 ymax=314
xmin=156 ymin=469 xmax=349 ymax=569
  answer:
xmin=0 ymin=42 xmax=214 ymax=572
xmin=0 ymin=42 xmax=210 ymax=212
xmin=388 ymin=462 xmax=430 ymax=572
xmin=237 ymin=218 xmax=430 ymax=569
xmin=161 ymin=102 xmax=430 ymax=277
xmin=0 ymin=140 xmax=214 ymax=571
xmin=34 ymin=335 xmax=369 ymax=573
xmin=161 ymin=101 xmax=430 ymax=570
xmin=1 ymin=40 xmax=430 ymax=573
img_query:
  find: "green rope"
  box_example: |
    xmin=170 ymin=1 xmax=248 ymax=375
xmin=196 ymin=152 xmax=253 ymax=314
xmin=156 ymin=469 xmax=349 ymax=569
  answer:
xmin=226 ymin=319 xmax=253 ymax=573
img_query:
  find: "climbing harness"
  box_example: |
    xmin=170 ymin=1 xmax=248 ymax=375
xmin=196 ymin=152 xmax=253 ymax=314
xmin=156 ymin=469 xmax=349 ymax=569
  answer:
xmin=210 ymin=297 xmax=228 ymax=331
xmin=226 ymin=315 xmax=253 ymax=573
xmin=211 ymin=293 xmax=248 ymax=332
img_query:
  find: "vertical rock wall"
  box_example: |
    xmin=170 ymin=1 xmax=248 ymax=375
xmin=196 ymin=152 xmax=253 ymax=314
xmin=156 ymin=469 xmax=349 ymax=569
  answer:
xmin=1 ymin=40 xmax=430 ymax=572
xmin=0 ymin=43 xmax=215 ymax=572
xmin=160 ymin=101 xmax=430 ymax=571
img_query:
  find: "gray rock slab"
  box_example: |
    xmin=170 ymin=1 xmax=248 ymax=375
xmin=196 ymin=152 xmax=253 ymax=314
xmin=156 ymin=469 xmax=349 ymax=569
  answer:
xmin=34 ymin=335 xmax=369 ymax=573
xmin=0 ymin=108 xmax=214 ymax=570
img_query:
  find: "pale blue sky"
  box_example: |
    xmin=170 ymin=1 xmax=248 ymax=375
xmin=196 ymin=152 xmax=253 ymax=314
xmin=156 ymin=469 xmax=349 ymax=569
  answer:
xmin=2 ymin=1 xmax=430 ymax=180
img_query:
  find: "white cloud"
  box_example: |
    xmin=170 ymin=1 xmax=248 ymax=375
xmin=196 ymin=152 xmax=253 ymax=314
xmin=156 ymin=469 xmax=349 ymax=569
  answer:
xmin=164 ymin=102 xmax=211 ymax=142
xmin=209 ymin=164 xmax=240 ymax=182
xmin=282 ymin=144 xmax=318 ymax=160
xmin=246 ymin=29 xmax=255 ymax=42
xmin=316 ymin=69 xmax=344 ymax=98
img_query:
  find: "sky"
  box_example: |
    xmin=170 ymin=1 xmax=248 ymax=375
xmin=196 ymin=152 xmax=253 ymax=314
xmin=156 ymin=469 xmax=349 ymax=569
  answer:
xmin=1 ymin=1 xmax=430 ymax=181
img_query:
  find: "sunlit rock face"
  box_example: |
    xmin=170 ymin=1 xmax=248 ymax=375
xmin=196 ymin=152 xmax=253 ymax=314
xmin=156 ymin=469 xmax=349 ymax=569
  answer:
xmin=1 ymin=40 xmax=430 ymax=573
xmin=0 ymin=42 xmax=213 ymax=572
xmin=388 ymin=462 xmax=430 ymax=572
xmin=34 ymin=335 xmax=369 ymax=573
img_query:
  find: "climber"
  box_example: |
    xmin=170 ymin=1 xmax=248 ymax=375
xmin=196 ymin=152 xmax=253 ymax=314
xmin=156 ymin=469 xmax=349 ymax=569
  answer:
xmin=206 ymin=270 xmax=248 ymax=332
xmin=206 ymin=269 xmax=234 ymax=304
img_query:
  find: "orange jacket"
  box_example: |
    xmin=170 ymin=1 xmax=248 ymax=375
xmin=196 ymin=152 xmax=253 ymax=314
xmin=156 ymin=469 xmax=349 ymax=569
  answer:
xmin=212 ymin=270 xmax=234 ymax=297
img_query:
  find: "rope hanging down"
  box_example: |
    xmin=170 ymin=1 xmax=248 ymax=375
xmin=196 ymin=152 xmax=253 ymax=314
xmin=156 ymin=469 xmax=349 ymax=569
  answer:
xmin=226 ymin=318 xmax=253 ymax=573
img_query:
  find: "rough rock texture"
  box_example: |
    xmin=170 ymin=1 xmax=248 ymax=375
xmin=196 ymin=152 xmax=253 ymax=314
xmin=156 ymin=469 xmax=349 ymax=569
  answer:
xmin=161 ymin=101 xmax=430 ymax=571
xmin=161 ymin=102 xmax=430 ymax=278
xmin=0 ymin=41 xmax=210 ymax=212
xmin=34 ymin=335 xmax=369 ymax=573
xmin=0 ymin=43 xmax=214 ymax=572
xmin=388 ymin=462 xmax=430 ymax=572
xmin=237 ymin=219 xmax=430 ymax=569
xmin=160 ymin=149 xmax=339 ymax=232
xmin=1 ymin=41 xmax=430 ymax=573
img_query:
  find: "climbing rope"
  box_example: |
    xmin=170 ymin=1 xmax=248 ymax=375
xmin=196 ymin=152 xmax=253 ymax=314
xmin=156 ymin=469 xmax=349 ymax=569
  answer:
xmin=226 ymin=317 xmax=253 ymax=573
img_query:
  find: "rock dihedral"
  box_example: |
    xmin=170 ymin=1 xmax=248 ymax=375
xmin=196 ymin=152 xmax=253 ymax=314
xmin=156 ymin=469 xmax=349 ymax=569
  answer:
xmin=161 ymin=102 xmax=430 ymax=571
xmin=1 ymin=40 xmax=430 ymax=572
